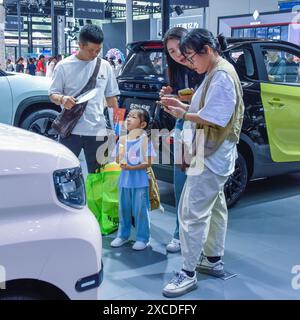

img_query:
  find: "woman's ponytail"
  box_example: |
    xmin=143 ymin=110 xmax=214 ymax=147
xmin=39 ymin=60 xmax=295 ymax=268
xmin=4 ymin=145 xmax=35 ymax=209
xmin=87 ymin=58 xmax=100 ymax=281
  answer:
xmin=180 ymin=29 xmax=228 ymax=56
xmin=216 ymin=33 xmax=228 ymax=51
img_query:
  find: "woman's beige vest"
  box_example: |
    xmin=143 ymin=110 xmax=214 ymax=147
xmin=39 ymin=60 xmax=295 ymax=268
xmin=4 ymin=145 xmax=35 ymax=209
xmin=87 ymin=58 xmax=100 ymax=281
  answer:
xmin=197 ymin=57 xmax=245 ymax=157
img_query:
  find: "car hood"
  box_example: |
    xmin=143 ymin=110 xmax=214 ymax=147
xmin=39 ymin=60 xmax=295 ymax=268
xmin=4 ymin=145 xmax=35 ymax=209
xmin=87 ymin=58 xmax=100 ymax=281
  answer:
xmin=0 ymin=124 xmax=79 ymax=175
xmin=7 ymin=72 xmax=51 ymax=91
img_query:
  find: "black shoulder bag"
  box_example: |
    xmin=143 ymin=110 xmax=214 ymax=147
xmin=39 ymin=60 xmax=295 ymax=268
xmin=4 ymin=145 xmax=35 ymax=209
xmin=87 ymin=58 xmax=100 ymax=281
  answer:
xmin=51 ymin=57 xmax=101 ymax=138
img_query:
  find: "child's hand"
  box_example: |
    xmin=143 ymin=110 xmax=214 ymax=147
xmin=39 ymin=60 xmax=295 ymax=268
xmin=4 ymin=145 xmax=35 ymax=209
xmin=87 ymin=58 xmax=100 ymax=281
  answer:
xmin=120 ymin=163 xmax=133 ymax=170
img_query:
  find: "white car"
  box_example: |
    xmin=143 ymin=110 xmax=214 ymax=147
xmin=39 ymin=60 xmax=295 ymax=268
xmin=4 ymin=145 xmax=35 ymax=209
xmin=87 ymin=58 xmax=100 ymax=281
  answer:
xmin=0 ymin=69 xmax=59 ymax=139
xmin=0 ymin=124 xmax=103 ymax=300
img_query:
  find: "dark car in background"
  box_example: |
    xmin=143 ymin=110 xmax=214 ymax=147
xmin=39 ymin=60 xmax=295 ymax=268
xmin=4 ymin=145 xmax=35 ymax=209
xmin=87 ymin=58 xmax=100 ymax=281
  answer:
xmin=117 ymin=39 xmax=300 ymax=208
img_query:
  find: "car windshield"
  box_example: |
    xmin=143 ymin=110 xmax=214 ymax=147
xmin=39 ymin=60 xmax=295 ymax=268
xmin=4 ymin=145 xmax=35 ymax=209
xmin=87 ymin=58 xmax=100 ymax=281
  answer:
xmin=121 ymin=50 xmax=166 ymax=77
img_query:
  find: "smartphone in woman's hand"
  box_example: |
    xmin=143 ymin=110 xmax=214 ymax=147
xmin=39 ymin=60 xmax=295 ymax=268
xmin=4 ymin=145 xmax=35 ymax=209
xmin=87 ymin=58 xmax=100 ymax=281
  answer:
xmin=178 ymin=88 xmax=193 ymax=96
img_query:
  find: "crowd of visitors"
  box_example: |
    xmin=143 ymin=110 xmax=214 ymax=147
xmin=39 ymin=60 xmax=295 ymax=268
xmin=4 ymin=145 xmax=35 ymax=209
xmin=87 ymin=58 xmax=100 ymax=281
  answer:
xmin=5 ymin=54 xmax=63 ymax=77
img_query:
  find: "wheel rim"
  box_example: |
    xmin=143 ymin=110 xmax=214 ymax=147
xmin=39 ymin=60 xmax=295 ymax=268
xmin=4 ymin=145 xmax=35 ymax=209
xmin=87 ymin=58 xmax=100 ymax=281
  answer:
xmin=29 ymin=116 xmax=58 ymax=140
xmin=224 ymin=159 xmax=247 ymax=206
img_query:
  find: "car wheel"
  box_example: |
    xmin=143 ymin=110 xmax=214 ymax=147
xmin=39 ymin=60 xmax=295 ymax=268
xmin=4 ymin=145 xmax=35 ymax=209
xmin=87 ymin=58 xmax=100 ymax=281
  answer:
xmin=20 ymin=109 xmax=59 ymax=141
xmin=0 ymin=290 xmax=47 ymax=300
xmin=224 ymin=152 xmax=248 ymax=208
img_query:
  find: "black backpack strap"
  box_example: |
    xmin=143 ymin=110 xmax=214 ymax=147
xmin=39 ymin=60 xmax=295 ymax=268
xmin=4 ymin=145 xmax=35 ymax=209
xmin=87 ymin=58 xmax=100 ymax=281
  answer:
xmin=91 ymin=57 xmax=101 ymax=82
xmin=81 ymin=57 xmax=102 ymax=93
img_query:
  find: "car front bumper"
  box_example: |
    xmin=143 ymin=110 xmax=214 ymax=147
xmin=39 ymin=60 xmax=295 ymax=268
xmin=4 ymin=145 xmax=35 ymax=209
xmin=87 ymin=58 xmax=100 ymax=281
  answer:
xmin=75 ymin=262 xmax=103 ymax=293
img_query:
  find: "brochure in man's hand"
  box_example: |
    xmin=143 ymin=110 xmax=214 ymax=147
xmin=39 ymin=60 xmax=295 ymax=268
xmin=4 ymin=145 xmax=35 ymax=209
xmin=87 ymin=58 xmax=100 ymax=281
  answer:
xmin=76 ymin=88 xmax=98 ymax=104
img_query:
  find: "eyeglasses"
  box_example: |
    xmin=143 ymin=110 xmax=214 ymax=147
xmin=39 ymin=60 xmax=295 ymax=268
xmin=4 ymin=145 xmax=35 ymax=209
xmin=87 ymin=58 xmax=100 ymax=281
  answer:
xmin=185 ymin=52 xmax=197 ymax=64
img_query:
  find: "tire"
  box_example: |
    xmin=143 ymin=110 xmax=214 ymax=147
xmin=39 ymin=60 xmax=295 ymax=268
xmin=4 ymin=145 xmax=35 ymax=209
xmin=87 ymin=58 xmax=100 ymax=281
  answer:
xmin=0 ymin=290 xmax=46 ymax=300
xmin=20 ymin=109 xmax=59 ymax=141
xmin=224 ymin=152 xmax=248 ymax=208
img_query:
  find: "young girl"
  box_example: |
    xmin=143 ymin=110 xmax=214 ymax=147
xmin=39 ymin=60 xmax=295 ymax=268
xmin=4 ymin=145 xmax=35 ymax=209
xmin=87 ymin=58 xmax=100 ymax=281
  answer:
xmin=111 ymin=107 xmax=155 ymax=250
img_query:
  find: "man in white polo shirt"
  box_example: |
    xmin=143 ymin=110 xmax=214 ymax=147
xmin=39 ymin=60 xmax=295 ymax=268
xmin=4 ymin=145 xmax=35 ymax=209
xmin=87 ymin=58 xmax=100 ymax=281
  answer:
xmin=49 ymin=24 xmax=120 ymax=173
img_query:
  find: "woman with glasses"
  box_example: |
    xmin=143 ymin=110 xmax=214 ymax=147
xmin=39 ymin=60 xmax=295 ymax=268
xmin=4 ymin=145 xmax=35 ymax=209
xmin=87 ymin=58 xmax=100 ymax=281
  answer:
xmin=161 ymin=27 xmax=204 ymax=254
xmin=161 ymin=28 xmax=245 ymax=298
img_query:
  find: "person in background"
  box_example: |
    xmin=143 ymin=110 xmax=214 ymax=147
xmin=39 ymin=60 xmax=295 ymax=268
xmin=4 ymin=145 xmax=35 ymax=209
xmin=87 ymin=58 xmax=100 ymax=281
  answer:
xmin=114 ymin=58 xmax=123 ymax=77
xmin=15 ymin=57 xmax=25 ymax=73
xmin=56 ymin=54 xmax=63 ymax=63
xmin=108 ymin=57 xmax=116 ymax=70
xmin=153 ymin=56 xmax=162 ymax=74
xmin=284 ymin=53 xmax=299 ymax=83
xmin=36 ymin=54 xmax=46 ymax=76
xmin=266 ymin=50 xmax=285 ymax=82
xmin=46 ymin=56 xmax=57 ymax=78
xmin=5 ymin=59 xmax=14 ymax=72
xmin=27 ymin=57 xmax=36 ymax=76
xmin=161 ymin=27 xmax=204 ymax=254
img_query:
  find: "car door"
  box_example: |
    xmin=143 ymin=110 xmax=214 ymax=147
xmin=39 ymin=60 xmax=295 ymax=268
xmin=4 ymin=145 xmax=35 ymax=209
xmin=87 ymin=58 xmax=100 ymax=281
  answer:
xmin=0 ymin=70 xmax=13 ymax=125
xmin=254 ymin=43 xmax=300 ymax=162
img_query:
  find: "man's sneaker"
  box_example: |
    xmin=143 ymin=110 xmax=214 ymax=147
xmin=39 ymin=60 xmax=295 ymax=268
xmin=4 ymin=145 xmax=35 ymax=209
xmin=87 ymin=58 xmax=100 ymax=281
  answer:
xmin=132 ymin=241 xmax=149 ymax=251
xmin=166 ymin=238 xmax=181 ymax=253
xmin=163 ymin=271 xmax=197 ymax=298
xmin=110 ymin=237 xmax=129 ymax=248
xmin=196 ymin=254 xmax=225 ymax=277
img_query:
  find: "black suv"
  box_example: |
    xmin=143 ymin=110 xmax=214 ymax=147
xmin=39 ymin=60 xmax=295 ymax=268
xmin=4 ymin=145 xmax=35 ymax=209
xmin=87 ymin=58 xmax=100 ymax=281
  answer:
xmin=118 ymin=39 xmax=300 ymax=207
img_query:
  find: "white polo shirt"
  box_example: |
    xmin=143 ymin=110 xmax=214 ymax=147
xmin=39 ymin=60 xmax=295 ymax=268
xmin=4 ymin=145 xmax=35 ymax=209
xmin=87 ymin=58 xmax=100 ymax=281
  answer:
xmin=49 ymin=55 xmax=120 ymax=136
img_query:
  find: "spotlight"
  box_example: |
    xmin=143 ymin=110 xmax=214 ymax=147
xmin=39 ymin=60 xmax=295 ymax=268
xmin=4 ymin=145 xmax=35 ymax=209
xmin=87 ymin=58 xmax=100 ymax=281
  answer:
xmin=174 ymin=5 xmax=183 ymax=16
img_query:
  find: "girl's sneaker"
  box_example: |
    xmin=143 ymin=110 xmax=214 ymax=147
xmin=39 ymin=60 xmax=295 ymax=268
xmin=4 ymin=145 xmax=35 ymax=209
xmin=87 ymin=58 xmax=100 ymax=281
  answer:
xmin=132 ymin=241 xmax=149 ymax=250
xmin=110 ymin=237 xmax=129 ymax=248
xmin=166 ymin=238 xmax=181 ymax=253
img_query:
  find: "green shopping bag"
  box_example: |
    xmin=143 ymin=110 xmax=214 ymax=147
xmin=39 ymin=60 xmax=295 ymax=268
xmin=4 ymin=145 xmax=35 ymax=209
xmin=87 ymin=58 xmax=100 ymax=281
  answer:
xmin=86 ymin=163 xmax=121 ymax=235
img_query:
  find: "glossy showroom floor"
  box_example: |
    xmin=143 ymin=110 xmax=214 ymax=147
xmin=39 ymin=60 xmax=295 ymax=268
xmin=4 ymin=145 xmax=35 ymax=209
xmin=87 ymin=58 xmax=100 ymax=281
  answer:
xmin=100 ymin=175 xmax=300 ymax=300
xmin=80 ymin=156 xmax=300 ymax=300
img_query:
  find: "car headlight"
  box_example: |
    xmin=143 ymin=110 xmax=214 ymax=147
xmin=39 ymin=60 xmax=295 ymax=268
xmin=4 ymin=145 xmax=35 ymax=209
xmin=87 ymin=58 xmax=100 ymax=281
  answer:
xmin=53 ymin=167 xmax=86 ymax=209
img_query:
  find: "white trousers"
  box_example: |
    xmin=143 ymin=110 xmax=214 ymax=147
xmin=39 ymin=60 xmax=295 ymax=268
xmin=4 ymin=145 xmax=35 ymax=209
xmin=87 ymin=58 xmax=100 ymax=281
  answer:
xmin=178 ymin=166 xmax=229 ymax=272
